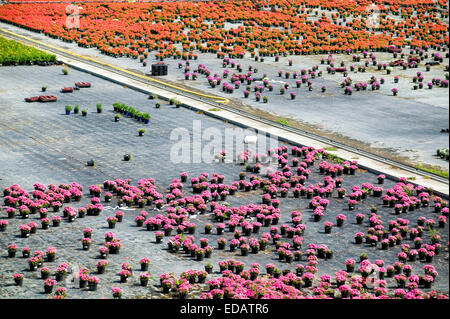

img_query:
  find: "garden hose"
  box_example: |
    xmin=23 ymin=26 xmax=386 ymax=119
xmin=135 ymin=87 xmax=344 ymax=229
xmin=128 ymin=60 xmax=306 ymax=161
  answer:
xmin=0 ymin=28 xmax=230 ymax=104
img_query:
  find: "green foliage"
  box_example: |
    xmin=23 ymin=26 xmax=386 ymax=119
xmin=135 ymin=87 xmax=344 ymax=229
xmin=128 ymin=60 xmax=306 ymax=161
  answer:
xmin=0 ymin=36 xmax=56 ymax=65
xmin=416 ymin=165 xmax=449 ymax=179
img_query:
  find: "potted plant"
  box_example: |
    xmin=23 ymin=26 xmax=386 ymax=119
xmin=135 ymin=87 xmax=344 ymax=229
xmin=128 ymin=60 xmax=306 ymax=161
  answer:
xmin=139 ymin=273 xmax=150 ymax=287
xmin=96 ymin=104 xmax=102 ymax=113
xmin=88 ymin=276 xmax=99 ymax=291
xmin=96 ymin=260 xmax=108 ymax=274
xmin=45 ymin=246 xmax=57 ymax=262
xmin=74 ymin=105 xmax=79 ymax=114
xmin=40 ymin=267 xmax=51 ymax=279
xmin=240 ymin=244 xmax=249 ymax=256
xmin=55 ymin=263 xmax=68 ymax=281
xmin=140 ymin=257 xmax=150 ymax=271
xmin=205 ymin=262 xmax=213 ymax=274
xmin=81 ymin=109 xmax=88 ymax=117
xmin=19 ymin=224 xmax=31 ymax=238
xmin=355 ymin=232 xmax=364 ymax=244
xmin=324 ymin=221 xmax=333 ymax=234
xmin=336 ymin=214 xmax=346 ymax=226
xmin=22 ymin=247 xmax=31 ymax=258
xmin=28 ymin=257 xmax=39 ymax=271
xmin=99 ymin=246 xmax=109 ymax=259
xmin=107 ymin=216 xmax=118 ymax=229
xmin=81 ymin=237 xmax=91 ymax=250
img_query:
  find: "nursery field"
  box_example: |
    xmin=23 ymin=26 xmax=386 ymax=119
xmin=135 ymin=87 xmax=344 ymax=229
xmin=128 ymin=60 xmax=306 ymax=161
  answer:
xmin=0 ymin=64 xmax=448 ymax=300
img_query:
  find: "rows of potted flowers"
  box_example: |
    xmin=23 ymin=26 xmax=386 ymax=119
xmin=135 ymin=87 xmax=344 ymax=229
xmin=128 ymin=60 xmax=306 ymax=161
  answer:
xmin=1 ymin=139 xmax=449 ymax=299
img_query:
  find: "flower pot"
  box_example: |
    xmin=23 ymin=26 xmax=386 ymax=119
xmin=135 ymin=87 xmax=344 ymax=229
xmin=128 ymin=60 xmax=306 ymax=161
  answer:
xmin=55 ymin=273 xmax=66 ymax=282
xmin=97 ymin=267 xmax=106 ymax=274
xmin=14 ymin=278 xmax=23 ymax=286
xmin=140 ymin=278 xmax=149 ymax=287
xmin=120 ymin=275 xmax=128 ymax=283
xmin=21 ymin=232 xmax=30 ymax=238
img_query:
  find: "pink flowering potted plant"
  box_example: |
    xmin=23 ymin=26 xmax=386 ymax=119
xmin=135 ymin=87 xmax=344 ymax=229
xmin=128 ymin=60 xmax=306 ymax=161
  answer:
xmin=355 ymin=232 xmax=364 ymax=244
xmin=140 ymin=257 xmax=150 ymax=271
xmin=345 ymin=259 xmax=356 ymax=272
xmin=52 ymin=216 xmax=61 ymax=227
xmin=19 ymin=224 xmax=31 ymax=238
xmin=119 ymin=270 xmax=132 ymax=283
xmin=324 ymin=221 xmax=333 ymax=234
xmin=0 ymin=220 xmax=8 ymax=232
xmin=96 ymin=260 xmax=108 ymax=274
xmin=81 ymin=237 xmax=91 ymax=250
xmin=7 ymin=244 xmax=17 ymax=258
xmin=139 ymin=273 xmax=150 ymax=287
xmin=40 ymin=267 xmax=51 ymax=280
xmin=336 ymin=214 xmax=346 ymax=226
xmin=107 ymin=216 xmax=118 ymax=229
xmin=88 ymin=276 xmax=99 ymax=291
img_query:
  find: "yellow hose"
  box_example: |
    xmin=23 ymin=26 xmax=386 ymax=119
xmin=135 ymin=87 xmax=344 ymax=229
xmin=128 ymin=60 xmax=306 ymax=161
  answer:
xmin=0 ymin=28 xmax=229 ymax=104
